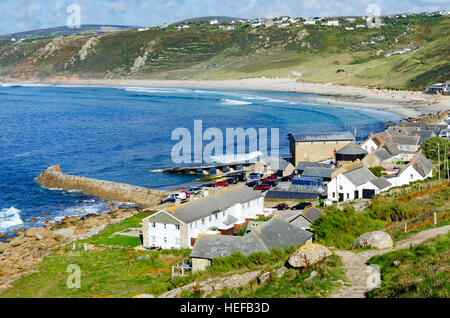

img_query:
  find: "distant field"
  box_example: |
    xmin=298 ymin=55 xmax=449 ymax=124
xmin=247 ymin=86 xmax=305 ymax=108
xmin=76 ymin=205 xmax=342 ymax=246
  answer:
xmin=0 ymin=15 xmax=448 ymax=90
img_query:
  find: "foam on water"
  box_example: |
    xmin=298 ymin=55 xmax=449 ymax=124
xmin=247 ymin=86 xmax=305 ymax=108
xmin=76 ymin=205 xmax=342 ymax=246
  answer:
xmin=0 ymin=207 xmax=24 ymax=231
xmin=220 ymin=99 xmax=253 ymax=106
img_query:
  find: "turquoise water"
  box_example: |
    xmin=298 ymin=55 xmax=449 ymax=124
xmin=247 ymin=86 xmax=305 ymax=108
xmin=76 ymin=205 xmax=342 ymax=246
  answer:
xmin=0 ymin=84 xmax=399 ymax=234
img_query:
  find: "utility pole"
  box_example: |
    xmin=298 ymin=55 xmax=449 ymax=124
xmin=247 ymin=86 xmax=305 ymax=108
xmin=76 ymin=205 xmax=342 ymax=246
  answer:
xmin=438 ymin=142 xmax=440 ymax=180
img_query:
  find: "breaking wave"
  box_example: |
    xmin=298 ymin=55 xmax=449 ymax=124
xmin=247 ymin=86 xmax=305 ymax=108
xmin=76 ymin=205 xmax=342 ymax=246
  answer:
xmin=220 ymin=99 xmax=253 ymax=106
xmin=0 ymin=207 xmax=24 ymax=231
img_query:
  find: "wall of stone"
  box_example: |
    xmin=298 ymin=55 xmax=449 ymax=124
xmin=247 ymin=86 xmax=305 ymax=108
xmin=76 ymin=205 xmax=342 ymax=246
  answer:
xmin=192 ymin=258 xmax=211 ymax=273
xmin=36 ymin=165 xmax=169 ymax=207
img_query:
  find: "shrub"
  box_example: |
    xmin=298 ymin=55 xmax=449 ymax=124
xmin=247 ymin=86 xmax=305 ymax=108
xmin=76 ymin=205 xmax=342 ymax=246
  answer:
xmin=312 ymin=206 xmax=385 ymax=249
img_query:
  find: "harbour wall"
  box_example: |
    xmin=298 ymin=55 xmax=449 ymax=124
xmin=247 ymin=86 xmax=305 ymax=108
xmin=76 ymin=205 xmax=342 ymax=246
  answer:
xmin=36 ymin=165 xmax=169 ymax=207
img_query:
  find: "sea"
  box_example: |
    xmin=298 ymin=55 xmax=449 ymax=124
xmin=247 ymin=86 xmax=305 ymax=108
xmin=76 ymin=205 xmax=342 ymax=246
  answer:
xmin=0 ymin=83 xmax=400 ymax=237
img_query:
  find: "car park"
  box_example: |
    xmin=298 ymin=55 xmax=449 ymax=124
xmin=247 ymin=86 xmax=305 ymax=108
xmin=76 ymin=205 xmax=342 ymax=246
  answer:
xmin=246 ymin=180 xmax=262 ymax=187
xmin=280 ymin=175 xmax=293 ymax=182
xmin=249 ymin=173 xmax=263 ymax=179
xmin=224 ymin=177 xmax=238 ymax=185
xmin=263 ymin=180 xmax=278 ymax=187
xmin=186 ymin=187 xmax=202 ymax=196
xmin=201 ymin=183 xmax=216 ymax=188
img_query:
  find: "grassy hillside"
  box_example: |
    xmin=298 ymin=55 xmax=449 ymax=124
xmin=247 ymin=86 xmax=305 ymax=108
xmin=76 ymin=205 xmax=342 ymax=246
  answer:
xmin=0 ymin=15 xmax=449 ymax=89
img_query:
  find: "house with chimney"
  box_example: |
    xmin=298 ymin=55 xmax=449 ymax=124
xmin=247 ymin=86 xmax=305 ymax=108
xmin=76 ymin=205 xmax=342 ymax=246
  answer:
xmin=386 ymin=152 xmax=434 ymax=187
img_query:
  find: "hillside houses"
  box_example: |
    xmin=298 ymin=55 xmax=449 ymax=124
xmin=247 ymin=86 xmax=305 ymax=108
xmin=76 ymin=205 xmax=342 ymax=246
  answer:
xmin=142 ymin=186 xmax=265 ymax=250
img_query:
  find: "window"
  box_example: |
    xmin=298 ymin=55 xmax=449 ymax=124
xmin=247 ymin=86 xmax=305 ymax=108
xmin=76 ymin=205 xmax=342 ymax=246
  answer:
xmin=322 ymin=152 xmax=326 ymax=158
xmin=209 ymin=216 xmax=212 ymax=222
xmin=201 ymin=219 xmax=205 ymax=225
xmin=410 ymin=174 xmax=414 ymax=179
xmin=347 ymin=193 xmax=350 ymax=199
xmin=164 ymin=237 xmax=167 ymax=243
xmin=175 ymin=225 xmax=180 ymax=230
xmin=164 ymin=223 xmax=167 ymax=229
xmin=215 ymin=214 xmax=218 ymax=220
xmin=190 ymin=223 xmax=193 ymax=229
xmin=151 ymin=223 xmax=156 ymax=228
xmin=151 ymin=236 xmax=155 ymax=242
xmin=339 ymin=185 xmax=343 ymax=190
xmin=332 ymin=192 xmax=336 ymax=198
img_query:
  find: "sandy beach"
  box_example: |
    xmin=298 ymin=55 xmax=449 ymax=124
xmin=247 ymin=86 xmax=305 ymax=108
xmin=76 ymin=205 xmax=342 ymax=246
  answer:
xmin=3 ymin=77 xmax=449 ymax=118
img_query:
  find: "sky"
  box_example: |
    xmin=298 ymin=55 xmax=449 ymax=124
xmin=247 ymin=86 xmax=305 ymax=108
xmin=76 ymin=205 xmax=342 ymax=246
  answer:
xmin=0 ymin=0 xmax=449 ymax=34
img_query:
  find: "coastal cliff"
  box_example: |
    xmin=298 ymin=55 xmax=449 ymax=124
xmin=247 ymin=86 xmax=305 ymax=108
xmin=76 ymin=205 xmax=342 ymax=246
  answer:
xmin=36 ymin=165 xmax=168 ymax=207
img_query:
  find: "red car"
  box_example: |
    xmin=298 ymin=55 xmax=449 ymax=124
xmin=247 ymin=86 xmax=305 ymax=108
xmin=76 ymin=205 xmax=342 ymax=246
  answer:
xmin=254 ymin=184 xmax=270 ymax=191
xmin=215 ymin=181 xmax=229 ymax=187
xmin=268 ymin=176 xmax=278 ymax=181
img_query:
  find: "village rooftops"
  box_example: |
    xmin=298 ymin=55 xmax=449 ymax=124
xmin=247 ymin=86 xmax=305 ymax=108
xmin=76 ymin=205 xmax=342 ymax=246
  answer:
xmin=302 ymin=207 xmax=324 ymax=223
xmin=336 ymin=143 xmax=368 ymax=156
xmin=370 ymin=177 xmax=392 ymax=190
xmin=190 ymin=218 xmax=313 ymax=259
xmin=411 ymin=152 xmax=434 ymax=178
xmin=287 ymin=132 xmax=355 ymax=142
xmin=343 ymin=166 xmax=377 ymax=187
xmin=162 ymin=185 xmax=263 ymax=224
xmin=374 ymin=148 xmax=393 ymax=161
xmin=301 ymin=166 xmax=337 ymax=179
xmin=262 ymin=156 xmax=292 ymax=171
xmin=391 ymin=135 xmax=420 ymax=146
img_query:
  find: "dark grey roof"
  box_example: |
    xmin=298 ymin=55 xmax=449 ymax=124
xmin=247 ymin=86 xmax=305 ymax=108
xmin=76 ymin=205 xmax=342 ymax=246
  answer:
xmin=170 ymin=186 xmax=263 ymax=224
xmin=382 ymin=140 xmax=400 ymax=156
xmin=374 ymin=148 xmax=393 ymax=161
xmin=370 ymin=177 xmax=392 ymax=190
xmin=301 ymin=166 xmax=337 ymax=179
xmin=343 ymin=167 xmax=377 ymax=187
xmin=412 ymin=152 xmax=434 ymax=177
xmin=296 ymin=161 xmax=334 ymax=171
xmin=391 ymin=135 xmax=420 ymax=146
xmin=190 ymin=233 xmax=269 ymax=259
xmin=289 ymin=215 xmax=312 ymax=230
xmin=302 ymin=207 xmax=324 ymax=223
xmin=190 ymin=218 xmax=313 ymax=259
xmin=288 ymin=132 xmax=354 ymax=142
xmin=256 ymin=218 xmax=313 ymax=250
xmin=336 ymin=143 xmax=368 ymax=156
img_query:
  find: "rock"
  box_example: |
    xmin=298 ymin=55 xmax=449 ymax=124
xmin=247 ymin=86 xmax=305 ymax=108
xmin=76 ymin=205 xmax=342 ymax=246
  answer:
xmin=9 ymin=236 xmax=27 ymax=247
xmin=25 ymin=227 xmax=52 ymax=239
xmin=352 ymin=231 xmax=393 ymax=250
xmin=136 ymin=255 xmax=150 ymax=260
xmin=258 ymin=272 xmax=271 ymax=285
xmin=28 ymin=218 xmax=39 ymax=222
xmin=274 ymin=266 xmax=287 ymax=278
xmin=0 ymin=233 xmax=4 ymax=238
xmin=305 ymin=270 xmax=318 ymax=282
xmin=288 ymin=244 xmax=332 ymax=268
xmin=13 ymin=228 xmax=25 ymax=234
xmin=35 ymin=234 xmax=43 ymax=241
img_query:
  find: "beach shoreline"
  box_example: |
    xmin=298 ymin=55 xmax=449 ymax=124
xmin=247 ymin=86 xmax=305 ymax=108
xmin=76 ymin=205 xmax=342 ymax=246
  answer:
xmin=1 ymin=77 xmax=449 ymax=118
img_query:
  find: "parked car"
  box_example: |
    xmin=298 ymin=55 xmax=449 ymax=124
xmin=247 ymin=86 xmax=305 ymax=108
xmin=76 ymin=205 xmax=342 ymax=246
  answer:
xmin=186 ymin=187 xmax=202 ymax=196
xmin=263 ymin=180 xmax=278 ymax=187
xmin=224 ymin=177 xmax=238 ymax=185
xmin=275 ymin=203 xmax=289 ymax=210
xmin=160 ymin=194 xmax=177 ymax=204
xmin=267 ymin=176 xmax=278 ymax=181
xmin=249 ymin=173 xmax=263 ymax=179
xmin=246 ymin=180 xmax=262 ymax=187
xmin=201 ymin=183 xmax=216 ymax=188
xmin=215 ymin=181 xmax=229 ymax=187
xmin=254 ymin=184 xmax=270 ymax=192
xmin=292 ymin=202 xmax=312 ymax=210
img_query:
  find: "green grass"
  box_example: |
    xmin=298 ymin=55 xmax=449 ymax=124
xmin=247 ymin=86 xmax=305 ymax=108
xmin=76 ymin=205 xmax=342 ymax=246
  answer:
xmin=0 ymin=246 xmax=190 ymax=298
xmin=368 ymin=232 xmax=449 ymax=298
xmin=80 ymin=211 xmax=154 ymax=248
xmin=216 ymin=255 xmax=345 ymax=298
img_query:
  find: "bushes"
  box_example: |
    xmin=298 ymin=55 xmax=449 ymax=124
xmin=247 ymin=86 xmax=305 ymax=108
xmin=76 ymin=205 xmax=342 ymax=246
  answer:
xmin=368 ymin=197 xmax=428 ymax=222
xmin=369 ymin=166 xmax=384 ymax=178
xmin=311 ymin=206 xmax=385 ymax=249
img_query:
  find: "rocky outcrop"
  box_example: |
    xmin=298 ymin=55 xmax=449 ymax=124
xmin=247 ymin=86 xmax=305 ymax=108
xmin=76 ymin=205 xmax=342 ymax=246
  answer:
xmin=288 ymin=244 xmax=332 ymax=268
xmin=352 ymin=231 xmax=393 ymax=250
xmin=36 ymin=165 xmax=168 ymax=207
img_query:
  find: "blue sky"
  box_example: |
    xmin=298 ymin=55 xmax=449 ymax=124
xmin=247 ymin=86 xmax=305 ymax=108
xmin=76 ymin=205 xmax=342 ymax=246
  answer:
xmin=0 ymin=0 xmax=449 ymax=34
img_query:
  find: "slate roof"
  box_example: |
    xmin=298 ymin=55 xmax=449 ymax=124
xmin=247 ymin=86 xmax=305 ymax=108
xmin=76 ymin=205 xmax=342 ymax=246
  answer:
xmin=302 ymin=207 xmax=324 ymax=223
xmin=288 ymin=132 xmax=354 ymax=142
xmin=301 ymin=166 xmax=337 ymax=179
xmin=343 ymin=166 xmax=377 ymax=187
xmin=336 ymin=143 xmax=368 ymax=156
xmin=412 ymin=152 xmax=434 ymax=177
xmin=374 ymin=148 xmax=393 ymax=161
xmin=296 ymin=161 xmax=334 ymax=171
xmin=289 ymin=215 xmax=312 ymax=230
xmin=382 ymin=140 xmax=401 ymax=156
xmin=391 ymin=135 xmax=420 ymax=146
xmin=190 ymin=218 xmax=313 ymax=259
xmin=370 ymin=177 xmax=392 ymax=190
xmin=165 ymin=186 xmax=263 ymax=224
xmin=144 ymin=211 xmax=182 ymax=225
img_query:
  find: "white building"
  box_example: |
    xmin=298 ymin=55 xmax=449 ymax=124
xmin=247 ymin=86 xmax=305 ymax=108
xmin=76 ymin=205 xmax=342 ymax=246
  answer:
xmin=142 ymin=186 xmax=265 ymax=250
xmin=210 ymin=19 xmax=219 ymax=25
xmin=322 ymin=20 xmax=339 ymax=26
xmin=303 ymin=19 xmax=316 ymax=25
xmin=387 ymin=152 xmax=433 ymax=187
xmin=327 ymin=163 xmax=392 ymax=202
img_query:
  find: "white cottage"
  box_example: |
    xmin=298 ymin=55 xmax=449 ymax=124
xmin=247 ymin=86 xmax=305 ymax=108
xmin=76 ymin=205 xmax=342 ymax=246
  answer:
xmin=388 ymin=152 xmax=433 ymax=187
xmin=142 ymin=186 xmax=265 ymax=250
xmin=327 ymin=163 xmax=392 ymax=202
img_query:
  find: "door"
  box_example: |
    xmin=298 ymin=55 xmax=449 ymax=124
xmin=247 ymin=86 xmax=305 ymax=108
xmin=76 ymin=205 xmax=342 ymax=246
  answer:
xmin=339 ymin=193 xmax=344 ymax=202
xmin=362 ymin=189 xmax=376 ymax=199
xmin=354 ymin=190 xmax=359 ymax=199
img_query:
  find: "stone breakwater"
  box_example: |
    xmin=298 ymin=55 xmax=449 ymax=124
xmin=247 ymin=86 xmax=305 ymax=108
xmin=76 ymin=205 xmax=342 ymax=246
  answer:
xmin=36 ymin=165 xmax=169 ymax=207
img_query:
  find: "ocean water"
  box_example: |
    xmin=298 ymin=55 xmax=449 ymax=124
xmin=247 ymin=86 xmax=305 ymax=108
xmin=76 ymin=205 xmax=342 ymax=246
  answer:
xmin=0 ymin=84 xmax=399 ymax=235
